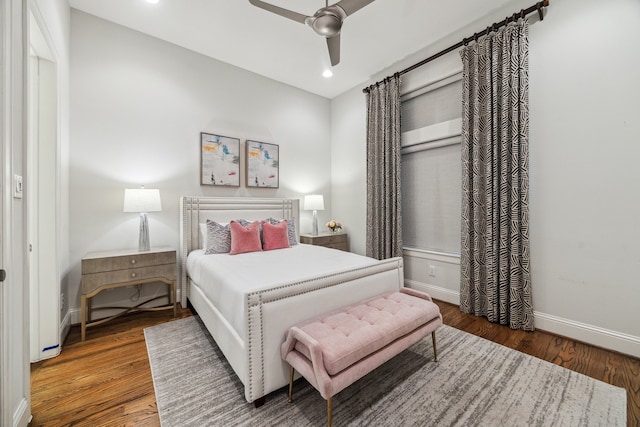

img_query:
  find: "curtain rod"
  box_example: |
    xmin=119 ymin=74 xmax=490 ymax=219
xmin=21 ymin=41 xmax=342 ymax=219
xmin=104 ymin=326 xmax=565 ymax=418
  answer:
xmin=363 ymin=0 xmax=550 ymax=93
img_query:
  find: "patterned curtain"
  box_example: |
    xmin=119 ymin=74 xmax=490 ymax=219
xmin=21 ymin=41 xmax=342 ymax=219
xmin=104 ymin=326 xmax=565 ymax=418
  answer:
xmin=365 ymin=74 xmax=402 ymax=260
xmin=459 ymin=19 xmax=534 ymax=331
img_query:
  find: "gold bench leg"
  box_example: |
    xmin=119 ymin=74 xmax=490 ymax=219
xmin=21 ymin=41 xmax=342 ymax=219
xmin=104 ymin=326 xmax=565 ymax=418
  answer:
xmin=432 ymin=331 xmax=438 ymax=362
xmin=288 ymin=366 xmax=294 ymax=403
xmin=289 ymin=365 xmax=332 ymax=427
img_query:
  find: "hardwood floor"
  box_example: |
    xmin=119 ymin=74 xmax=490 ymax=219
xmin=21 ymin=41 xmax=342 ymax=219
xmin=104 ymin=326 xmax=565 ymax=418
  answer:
xmin=30 ymin=301 xmax=639 ymax=426
xmin=30 ymin=308 xmax=192 ymax=427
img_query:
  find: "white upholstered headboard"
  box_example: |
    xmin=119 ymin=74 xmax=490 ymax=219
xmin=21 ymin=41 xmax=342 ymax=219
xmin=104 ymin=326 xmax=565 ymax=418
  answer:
xmin=179 ymin=196 xmax=300 ymax=306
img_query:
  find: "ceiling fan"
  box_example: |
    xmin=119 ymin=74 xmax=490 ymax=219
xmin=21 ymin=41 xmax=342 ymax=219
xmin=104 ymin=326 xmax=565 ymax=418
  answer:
xmin=248 ymin=0 xmax=375 ymax=66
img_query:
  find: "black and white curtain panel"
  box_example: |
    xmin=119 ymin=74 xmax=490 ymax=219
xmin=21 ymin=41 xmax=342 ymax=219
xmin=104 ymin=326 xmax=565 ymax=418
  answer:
xmin=459 ymin=19 xmax=534 ymax=331
xmin=365 ymin=74 xmax=403 ymax=260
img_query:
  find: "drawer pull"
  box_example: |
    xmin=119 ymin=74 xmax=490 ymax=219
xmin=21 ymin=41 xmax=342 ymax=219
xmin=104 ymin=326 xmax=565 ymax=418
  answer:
xmin=131 ymin=272 xmax=137 ymax=278
xmin=131 ymin=259 xmax=136 ymax=264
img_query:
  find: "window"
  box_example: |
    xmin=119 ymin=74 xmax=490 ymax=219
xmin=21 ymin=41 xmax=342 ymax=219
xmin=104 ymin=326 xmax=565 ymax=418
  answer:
xmin=401 ymin=76 xmax=462 ymax=254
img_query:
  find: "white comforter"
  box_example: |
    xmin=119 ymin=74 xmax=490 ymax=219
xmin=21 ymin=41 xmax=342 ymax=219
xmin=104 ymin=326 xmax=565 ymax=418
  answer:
xmin=186 ymin=244 xmax=378 ymax=338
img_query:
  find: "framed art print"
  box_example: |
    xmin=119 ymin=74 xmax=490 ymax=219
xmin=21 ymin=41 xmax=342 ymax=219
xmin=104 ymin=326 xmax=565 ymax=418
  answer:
xmin=201 ymin=132 xmax=240 ymax=186
xmin=246 ymin=140 xmax=279 ymax=188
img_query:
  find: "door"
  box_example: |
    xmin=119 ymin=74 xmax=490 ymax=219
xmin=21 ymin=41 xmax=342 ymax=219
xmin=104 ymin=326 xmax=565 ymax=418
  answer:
xmin=1 ymin=0 xmax=31 ymax=425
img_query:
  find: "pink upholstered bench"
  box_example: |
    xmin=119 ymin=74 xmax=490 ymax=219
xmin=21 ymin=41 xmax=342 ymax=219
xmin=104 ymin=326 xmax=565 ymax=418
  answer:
xmin=281 ymin=288 xmax=442 ymax=427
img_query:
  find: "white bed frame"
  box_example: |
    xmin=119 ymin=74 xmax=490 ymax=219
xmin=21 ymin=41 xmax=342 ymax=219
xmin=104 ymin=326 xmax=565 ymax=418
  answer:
xmin=179 ymin=196 xmax=404 ymax=403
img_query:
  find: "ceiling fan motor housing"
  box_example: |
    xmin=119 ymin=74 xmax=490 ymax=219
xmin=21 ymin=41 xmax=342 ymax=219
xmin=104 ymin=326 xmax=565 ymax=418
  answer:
xmin=307 ymin=5 xmax=346 ymax=37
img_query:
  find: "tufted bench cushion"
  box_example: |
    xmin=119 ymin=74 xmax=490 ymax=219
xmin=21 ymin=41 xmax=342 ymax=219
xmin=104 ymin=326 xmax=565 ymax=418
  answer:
xmin=282 ymin=288 xmax=442 ymax=427
xmin=292 ymin=290 xmax=441 ymax=375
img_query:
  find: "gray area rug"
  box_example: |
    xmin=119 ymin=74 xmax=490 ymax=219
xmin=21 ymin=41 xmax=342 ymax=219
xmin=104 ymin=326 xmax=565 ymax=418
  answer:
xmin=144 ymin=317 xmax=626 ymax=426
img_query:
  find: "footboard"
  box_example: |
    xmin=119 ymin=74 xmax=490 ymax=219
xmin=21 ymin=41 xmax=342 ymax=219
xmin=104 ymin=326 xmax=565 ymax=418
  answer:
xmin=243 ymin=256 xmax=404 ymax=403
xmin=179 ymin=196 xmax=405 ymax=404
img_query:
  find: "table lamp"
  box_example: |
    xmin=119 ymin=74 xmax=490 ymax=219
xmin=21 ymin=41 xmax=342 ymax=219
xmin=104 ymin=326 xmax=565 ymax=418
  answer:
xmin=123 ymin=187 xmax=162 ymax=251
xmin=304 ymin=194 xmax=324 ymax=236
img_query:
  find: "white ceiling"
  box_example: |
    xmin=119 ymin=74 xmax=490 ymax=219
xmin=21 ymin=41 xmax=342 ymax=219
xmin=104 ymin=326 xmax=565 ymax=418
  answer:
xmin=68 ymin=0 xmax=522 ymax=99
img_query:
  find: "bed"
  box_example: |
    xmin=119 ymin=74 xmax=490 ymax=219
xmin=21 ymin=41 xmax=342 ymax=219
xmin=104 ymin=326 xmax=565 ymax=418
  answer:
xmin=179 ymin=196 xmax=404 ymax=404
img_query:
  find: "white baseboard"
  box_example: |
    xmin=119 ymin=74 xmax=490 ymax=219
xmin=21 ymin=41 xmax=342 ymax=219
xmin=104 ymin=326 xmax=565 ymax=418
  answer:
xmin=405 ymin=280 xmax=460 ymax=305
xmin=60 ymin=309 xmax=71 ymax=347
xmin=405 ymin=280 xmax=640 ymax=358
xmin=14 ymin=397 xmax=30 ymax=427
xmin=70 ymin=307 xmax=82 ymax=326
xmin=70 ymin=306 xmax=132 ymax=326
xmin=68 ymin=296 xmax=172 ymax=327
xmin=533 ymin=311 xmax=640 ymax=358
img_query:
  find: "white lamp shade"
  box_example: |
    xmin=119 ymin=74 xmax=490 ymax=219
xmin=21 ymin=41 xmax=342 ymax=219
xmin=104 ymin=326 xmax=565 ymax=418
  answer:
xmin=304 ymin=194 xmax=324 ymax=211
xmin=123 ymin=188 xmax=162 ymax=213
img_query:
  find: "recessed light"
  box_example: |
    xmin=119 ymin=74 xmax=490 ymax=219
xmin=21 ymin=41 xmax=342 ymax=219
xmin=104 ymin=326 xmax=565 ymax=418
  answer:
xmin=146 ymin=0 xmax=159 ymax=4
xmin=322 ymin=69 xmax=333 ymax=78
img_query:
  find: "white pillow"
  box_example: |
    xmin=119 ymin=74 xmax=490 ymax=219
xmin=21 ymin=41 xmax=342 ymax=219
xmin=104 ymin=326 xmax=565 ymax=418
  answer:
xmin=200 ymin=223 xmax=207 ymax=248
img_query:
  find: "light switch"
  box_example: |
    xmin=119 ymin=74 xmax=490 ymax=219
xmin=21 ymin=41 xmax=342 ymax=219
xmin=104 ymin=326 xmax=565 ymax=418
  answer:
xmin=13 ymin=174 xmax=23 ymax=198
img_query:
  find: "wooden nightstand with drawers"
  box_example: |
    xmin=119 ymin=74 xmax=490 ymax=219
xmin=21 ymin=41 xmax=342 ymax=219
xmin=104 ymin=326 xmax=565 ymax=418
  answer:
xmin=80 ymin=246 xmax=177 ymax=341
xmin=300 ymin=232 xmax=348 ymax=251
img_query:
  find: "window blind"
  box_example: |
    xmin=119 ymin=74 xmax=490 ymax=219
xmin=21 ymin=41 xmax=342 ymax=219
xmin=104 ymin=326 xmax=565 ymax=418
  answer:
xmin=401 ymin=80 xmax=462 ymax=132
xmin=401 ymin=79 xmax=462 ymax=254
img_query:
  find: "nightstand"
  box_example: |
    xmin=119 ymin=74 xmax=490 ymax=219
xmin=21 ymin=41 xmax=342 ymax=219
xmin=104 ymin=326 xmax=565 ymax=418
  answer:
xmin=80 ymin=246 xmax=177 ymax=341
xmin=300 ymin=232 xmax=348 ymax=251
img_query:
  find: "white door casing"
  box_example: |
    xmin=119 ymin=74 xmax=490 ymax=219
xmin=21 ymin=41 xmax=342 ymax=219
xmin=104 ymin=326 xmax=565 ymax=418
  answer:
xmin=27 ymin=5 xmax=60 ymax=362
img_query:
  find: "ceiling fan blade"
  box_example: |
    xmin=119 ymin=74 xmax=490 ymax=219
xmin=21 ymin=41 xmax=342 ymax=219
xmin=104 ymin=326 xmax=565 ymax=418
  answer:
xmin=334 ymin=0 xmax=375 ymax=16
xmin=327 ymin=34 xmax=341 ymax=66
xmin=248 ymin=0 xmax=307 ymax=24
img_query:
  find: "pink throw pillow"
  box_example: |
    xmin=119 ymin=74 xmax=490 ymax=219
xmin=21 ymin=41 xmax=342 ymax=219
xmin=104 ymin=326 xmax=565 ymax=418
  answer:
xmin=262 ymin=220 xmax=291 ymax=251
xmin=229 ymin=220 xmax=262 ymax=255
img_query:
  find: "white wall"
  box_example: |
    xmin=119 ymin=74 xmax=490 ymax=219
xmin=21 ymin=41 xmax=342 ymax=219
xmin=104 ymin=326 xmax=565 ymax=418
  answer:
xmin=69 ymin=11 xmax=332 ymax=318
xmin=330 ymin=88 xmax=367 ymax=255
xmin=527 ymin=0 xmax=640 ymax=352
xmin=331 ymin=0 xmax=640 ymax=357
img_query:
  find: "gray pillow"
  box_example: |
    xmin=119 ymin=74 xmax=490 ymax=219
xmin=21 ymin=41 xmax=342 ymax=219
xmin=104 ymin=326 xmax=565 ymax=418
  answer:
xmin=204 ymin=220 xmax=231 ymax=254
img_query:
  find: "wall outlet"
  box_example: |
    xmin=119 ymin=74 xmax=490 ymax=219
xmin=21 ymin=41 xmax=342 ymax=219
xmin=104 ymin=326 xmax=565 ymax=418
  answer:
xmin=429 ymin=265 xmax=436 ymax=277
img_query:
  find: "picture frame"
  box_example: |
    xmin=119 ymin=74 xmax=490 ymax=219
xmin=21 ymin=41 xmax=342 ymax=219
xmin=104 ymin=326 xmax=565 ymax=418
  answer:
xmin=200 ymin=132 xmax=240 ymax=187
xmin=246 ymin=140 xmax=279 ymax=188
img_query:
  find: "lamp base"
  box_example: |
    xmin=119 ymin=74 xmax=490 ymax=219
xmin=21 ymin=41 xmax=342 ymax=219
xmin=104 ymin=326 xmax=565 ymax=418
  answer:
xmin=312 ymin=209 xmax=318 ymax=236
xmin=139 ymin=212 xmax=150 ymax=251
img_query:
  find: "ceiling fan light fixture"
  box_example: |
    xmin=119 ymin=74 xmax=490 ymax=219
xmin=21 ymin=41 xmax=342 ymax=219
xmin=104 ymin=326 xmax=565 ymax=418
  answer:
xmin=323 ymin=69 xmax=334 ymax=78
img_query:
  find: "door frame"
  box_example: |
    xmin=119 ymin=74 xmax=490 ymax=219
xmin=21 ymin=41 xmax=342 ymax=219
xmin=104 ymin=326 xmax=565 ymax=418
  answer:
xmin=26 ymin=2 xmax=61 ymax=362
